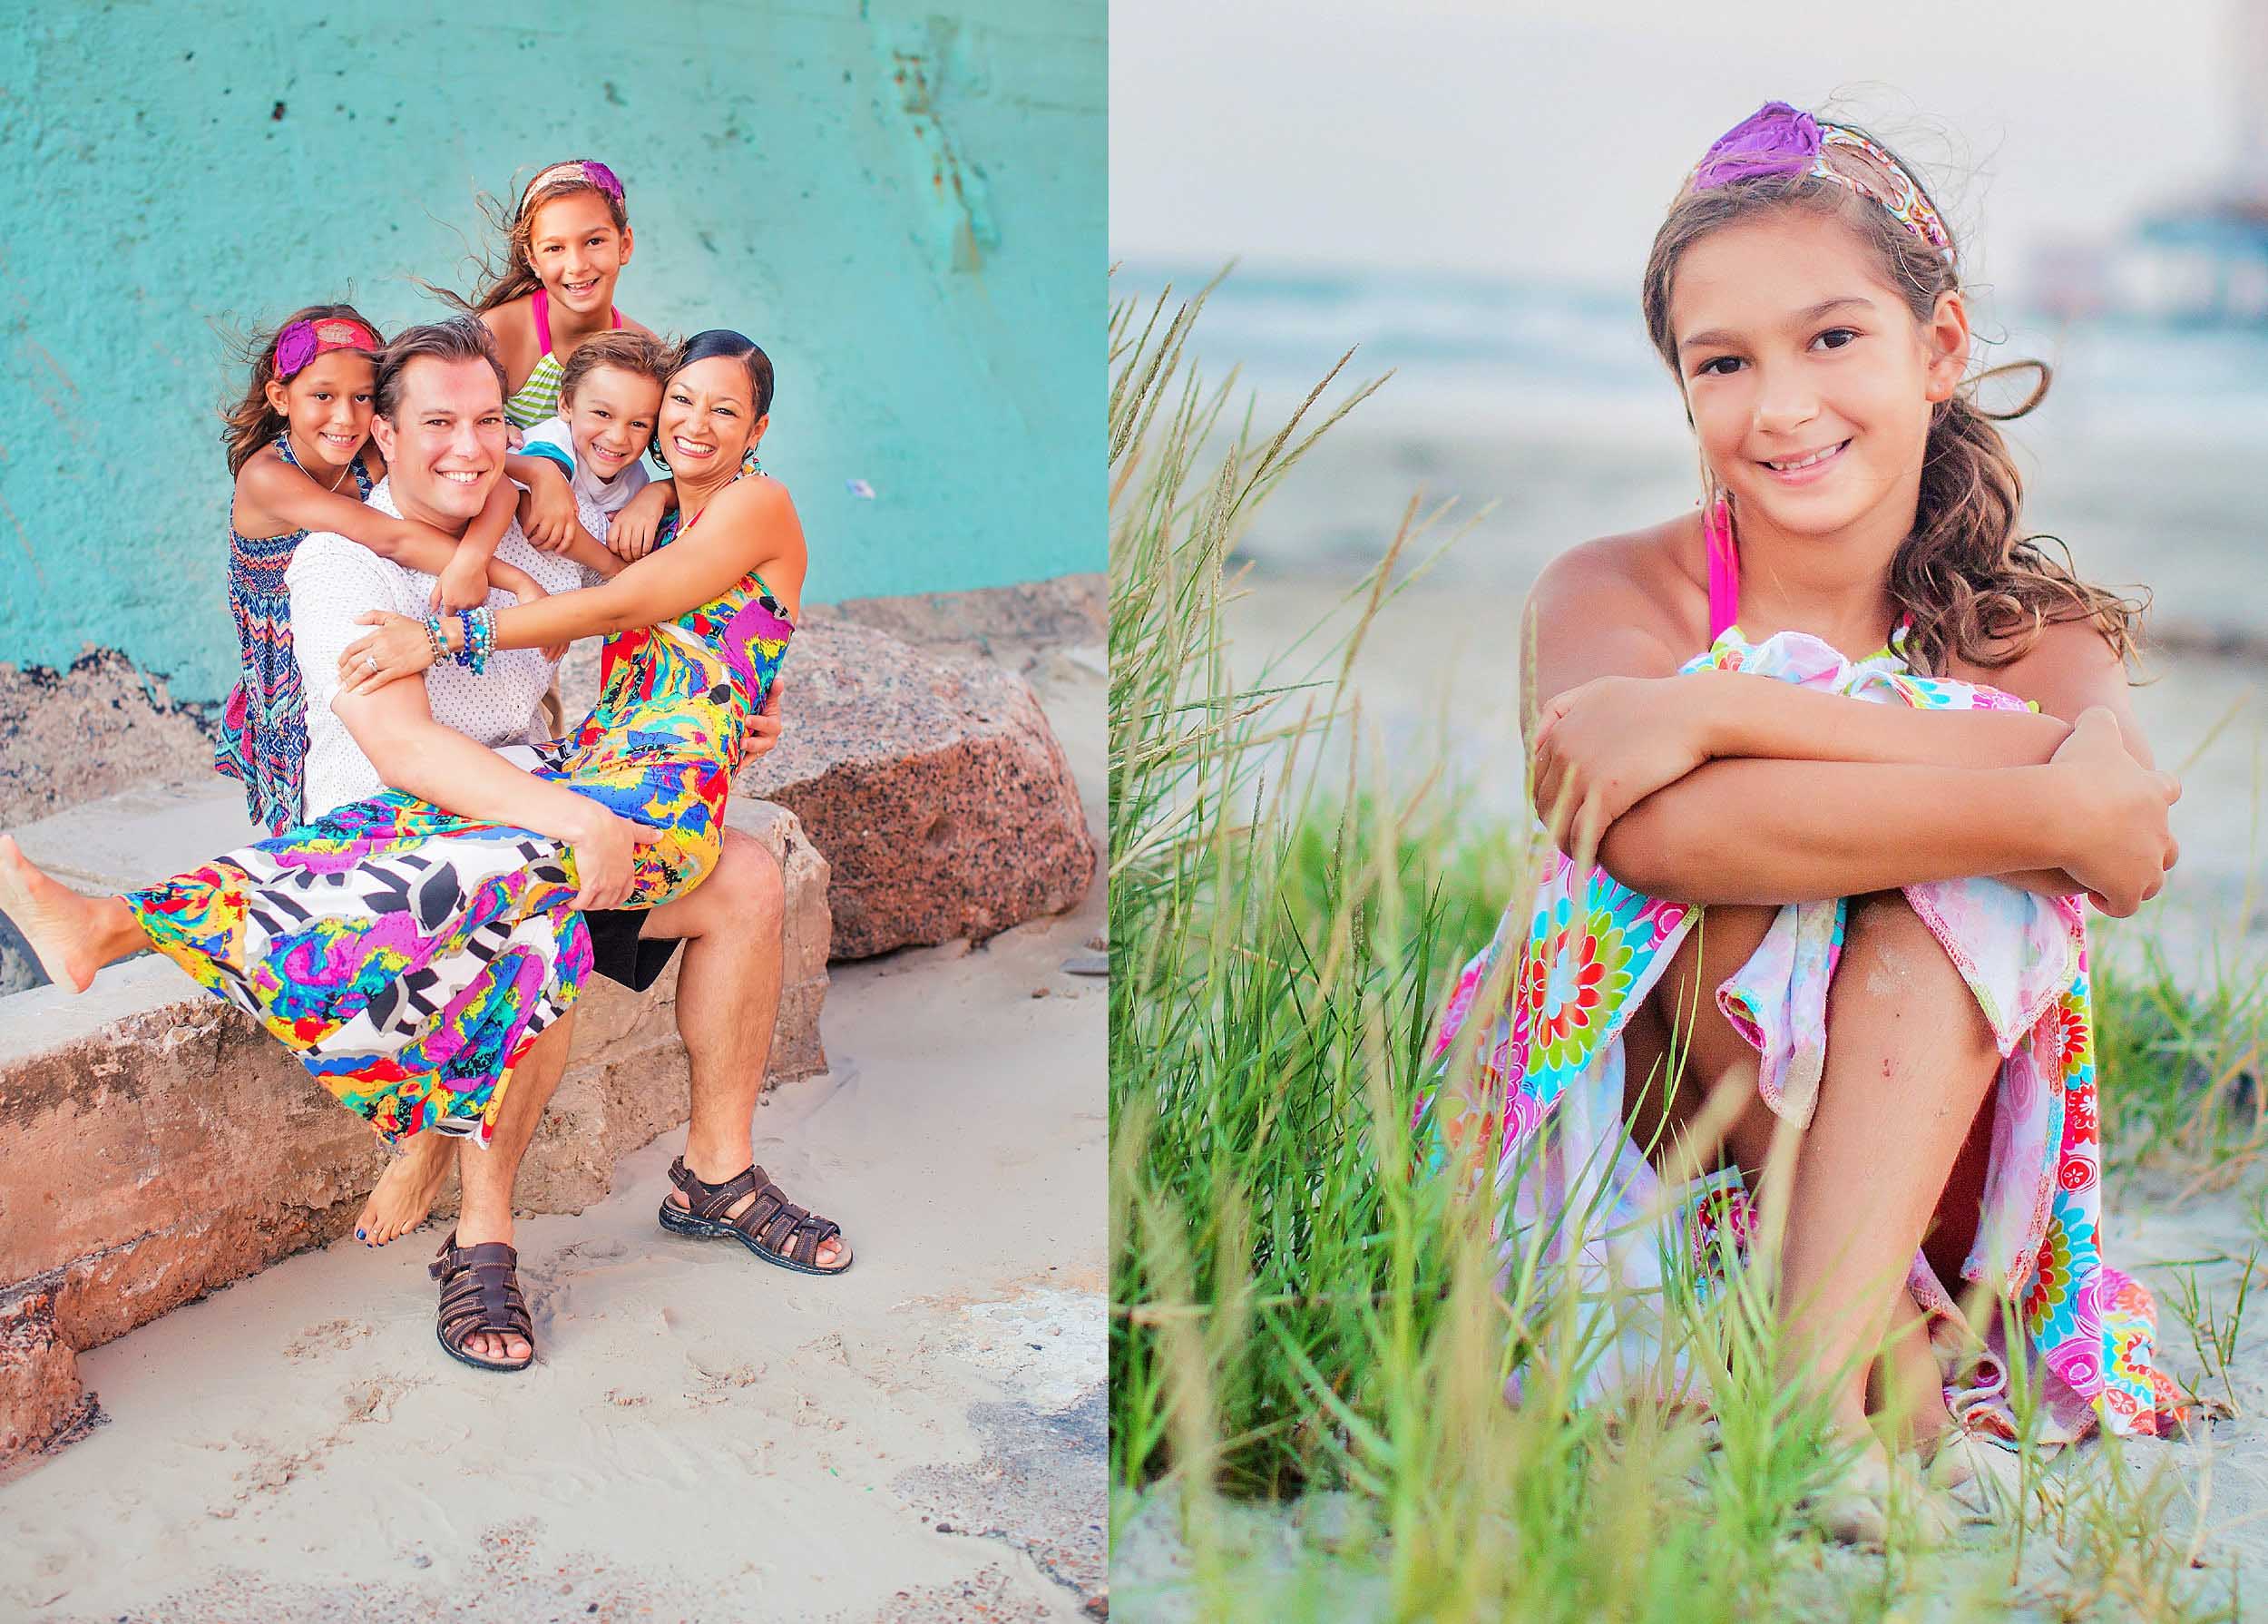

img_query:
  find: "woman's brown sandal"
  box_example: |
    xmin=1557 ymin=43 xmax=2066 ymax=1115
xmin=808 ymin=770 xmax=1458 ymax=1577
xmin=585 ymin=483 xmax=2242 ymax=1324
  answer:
xmin=659 ymin=1157 xmax=851 ymax=1277
xmin=429 ymin=1230 xmax=537 ymax=1372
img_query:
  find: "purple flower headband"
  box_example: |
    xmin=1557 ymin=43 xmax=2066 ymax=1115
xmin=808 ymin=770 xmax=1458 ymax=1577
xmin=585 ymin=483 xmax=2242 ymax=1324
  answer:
xmin=1686 ymin=102 xmax=1953 ymax=263
xmin=274 ymin=316 xmax=381 ymax=380
xmin=525 ymin=158 xmax=625 ymax=213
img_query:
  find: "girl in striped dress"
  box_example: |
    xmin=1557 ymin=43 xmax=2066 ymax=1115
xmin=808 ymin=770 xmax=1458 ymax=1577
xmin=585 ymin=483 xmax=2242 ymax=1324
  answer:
xmin=215 ymin=306 xmax=543 ymax=833
xmin=446 ymin=160 xmax=675 ymax=559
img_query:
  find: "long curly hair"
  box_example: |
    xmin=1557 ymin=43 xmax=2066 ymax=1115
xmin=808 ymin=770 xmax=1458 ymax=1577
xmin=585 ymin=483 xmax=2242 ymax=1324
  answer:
xmin=1638 ymin=126 xmax=2144 ymax=674
xmin=220 ymin=303 xmax=384 ymax=478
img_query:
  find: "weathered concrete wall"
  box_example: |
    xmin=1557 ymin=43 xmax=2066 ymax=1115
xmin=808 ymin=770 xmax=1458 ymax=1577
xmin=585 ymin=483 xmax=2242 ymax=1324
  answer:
xmin=0 ymin=0 xmax=1103 ymax=703
xmin=0 ymin=799 xmax=829 ymax=1465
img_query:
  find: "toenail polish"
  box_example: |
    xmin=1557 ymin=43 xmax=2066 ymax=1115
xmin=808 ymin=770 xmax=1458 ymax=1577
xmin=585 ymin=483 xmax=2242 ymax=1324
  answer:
xmin=356 ymin=1228 xmax=366 ymax=1239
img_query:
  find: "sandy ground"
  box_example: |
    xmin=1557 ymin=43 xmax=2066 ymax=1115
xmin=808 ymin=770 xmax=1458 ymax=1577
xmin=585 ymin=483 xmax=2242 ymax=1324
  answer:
xmin=0 ymin=651 xmax=1107 ymax=1623
xmin=1111 ymin=1182 xmax=2268 ymax=1622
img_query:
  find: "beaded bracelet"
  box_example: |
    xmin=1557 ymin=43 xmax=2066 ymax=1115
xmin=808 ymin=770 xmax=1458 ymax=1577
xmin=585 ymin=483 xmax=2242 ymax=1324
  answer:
xmin=454 ymin=606 xmax=495 ymax=676
xmin=422 ymin=614 xmax=448 ymax=665
xmin=453 ymin=608 xmax=494 ymax=674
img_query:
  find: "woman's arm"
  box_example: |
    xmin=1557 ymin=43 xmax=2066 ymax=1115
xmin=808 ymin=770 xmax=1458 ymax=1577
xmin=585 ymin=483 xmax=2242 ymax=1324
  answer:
xmin=328 ymin=677 xmax=650 ymax=909
xmin=491 ymin=476 xmax=802 ymax=643
xmin=334 ymin=477 xmax=804 ymax=691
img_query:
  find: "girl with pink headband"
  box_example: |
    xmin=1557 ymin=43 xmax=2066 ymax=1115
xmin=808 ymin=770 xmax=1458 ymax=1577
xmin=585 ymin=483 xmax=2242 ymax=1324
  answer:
xmin=215 ymin=304 xmax=547 ymax=833
xmin=440 ymin=159 xmax=676 ymax=563
xmin=1424 ymin=102 xmax=2183 ymax=1543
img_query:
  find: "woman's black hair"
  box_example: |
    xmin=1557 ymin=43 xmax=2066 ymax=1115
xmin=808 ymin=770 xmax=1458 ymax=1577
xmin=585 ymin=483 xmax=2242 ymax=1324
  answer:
xmin=673 ymin=328 xmax=774 ymax=418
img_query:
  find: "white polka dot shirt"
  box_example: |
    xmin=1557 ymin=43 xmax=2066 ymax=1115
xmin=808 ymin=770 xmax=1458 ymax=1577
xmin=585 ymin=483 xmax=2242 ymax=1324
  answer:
xmin=287 ymin=478 xmax=602 ymax=820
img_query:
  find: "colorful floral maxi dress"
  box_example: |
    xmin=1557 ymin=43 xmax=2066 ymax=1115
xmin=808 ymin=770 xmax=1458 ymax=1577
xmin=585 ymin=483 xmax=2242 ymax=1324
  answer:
xmin=212 ymin=436 xmax=375 ymax=835
xmin=127 ymin=485 xmax=792 ymax=1147
xmin=1426 ymin=628 xmax=2185 ymax=1443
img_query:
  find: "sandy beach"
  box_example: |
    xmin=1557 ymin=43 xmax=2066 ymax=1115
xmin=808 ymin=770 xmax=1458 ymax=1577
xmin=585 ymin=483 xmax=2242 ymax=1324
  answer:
xmin=0 ymin=649 xmax=1107 ymax=1622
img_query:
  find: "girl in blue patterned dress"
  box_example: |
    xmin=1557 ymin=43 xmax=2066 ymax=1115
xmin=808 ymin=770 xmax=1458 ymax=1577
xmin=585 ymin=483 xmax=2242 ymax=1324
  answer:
xmin=214 ymin=305 xmax=543 ymax=832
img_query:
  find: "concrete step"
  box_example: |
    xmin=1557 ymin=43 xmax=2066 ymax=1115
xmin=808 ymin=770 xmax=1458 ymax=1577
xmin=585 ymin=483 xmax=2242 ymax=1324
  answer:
xmin=0 ymin=788 xmax=831 ymax=1467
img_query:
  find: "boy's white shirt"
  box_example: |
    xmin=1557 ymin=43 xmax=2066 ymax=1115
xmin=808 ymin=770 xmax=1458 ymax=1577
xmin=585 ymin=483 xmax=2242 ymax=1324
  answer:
xmin=521 ymin=415 xmax=652 ymax=517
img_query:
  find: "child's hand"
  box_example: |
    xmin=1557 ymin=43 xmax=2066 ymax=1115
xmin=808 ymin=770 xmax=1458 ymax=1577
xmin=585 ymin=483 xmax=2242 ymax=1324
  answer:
xmin=607 ymin=482 xmax=673 ymax=561
xmin=1530 ymin=673 xmax=1714 ymax=866
xmin=2049 ymin=708 xmax=2181 ymax=915
xmin=338 ymin=611 xmax=439 ymax=696
xmin=506 ymin=423 xmax=525 ymax=452
xmin=521 ymin=465 xmax=580 ymax=553
xmin=433 ymin=550 xmax=492 ymax=614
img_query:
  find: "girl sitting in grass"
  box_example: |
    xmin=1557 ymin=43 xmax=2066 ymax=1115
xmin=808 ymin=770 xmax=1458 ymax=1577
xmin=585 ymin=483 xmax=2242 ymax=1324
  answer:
xmin=1428 ymin=101 xmax=2185 ymax=1543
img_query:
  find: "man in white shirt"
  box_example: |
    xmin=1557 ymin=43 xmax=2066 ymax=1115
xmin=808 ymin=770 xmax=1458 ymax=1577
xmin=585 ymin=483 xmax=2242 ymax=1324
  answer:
xmin=296 ymin=319 xmax=838 ymax=1369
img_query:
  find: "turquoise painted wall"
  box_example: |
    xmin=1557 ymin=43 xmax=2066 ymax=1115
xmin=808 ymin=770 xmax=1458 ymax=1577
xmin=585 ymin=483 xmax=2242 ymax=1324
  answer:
xmin=0 ymin=0 xmax=1102 ymax=703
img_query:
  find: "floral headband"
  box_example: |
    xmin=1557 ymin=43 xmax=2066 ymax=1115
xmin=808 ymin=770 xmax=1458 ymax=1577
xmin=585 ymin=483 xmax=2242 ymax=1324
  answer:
xmin=1686 ymin=102 xmax=1954 ymax=264
xmin=274 ymin=316 xmax=381 ymax=380
xmin=524 ymin=159 xmax=625 ymax=214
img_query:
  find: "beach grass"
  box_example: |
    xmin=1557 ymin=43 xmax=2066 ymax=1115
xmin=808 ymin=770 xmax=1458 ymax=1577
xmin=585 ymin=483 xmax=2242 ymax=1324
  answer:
xmin=1107 ymin=283 xmax=2258 ymax=1621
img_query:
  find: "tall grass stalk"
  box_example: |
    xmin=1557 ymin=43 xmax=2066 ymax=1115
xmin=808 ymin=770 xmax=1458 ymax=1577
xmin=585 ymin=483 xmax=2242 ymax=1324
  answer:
xmin=1108 ymin=284 xmax=2239 ymax=1621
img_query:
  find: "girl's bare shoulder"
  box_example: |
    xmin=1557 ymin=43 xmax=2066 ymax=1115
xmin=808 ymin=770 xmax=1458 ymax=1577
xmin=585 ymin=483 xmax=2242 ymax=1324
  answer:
xmin=618 ymin=312 xmax=660 ymax=340
xmin=481 ymin=298 xmax=539 ymax=373
xmin=233 ymin=441 xmax=298 ymax=504
xmin=1531 ymin=515 xmax=1704 ymax=633
xmin=479 ymin=296 xmax=534 ymax=338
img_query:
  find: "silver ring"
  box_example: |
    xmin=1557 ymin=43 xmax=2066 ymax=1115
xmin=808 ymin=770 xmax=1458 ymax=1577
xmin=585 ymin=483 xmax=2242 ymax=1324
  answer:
xmin=365 ymin=654 xmax=379 ymax=670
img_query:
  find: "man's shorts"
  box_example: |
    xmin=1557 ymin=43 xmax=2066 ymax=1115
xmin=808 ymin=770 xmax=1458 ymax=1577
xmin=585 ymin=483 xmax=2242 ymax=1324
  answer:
xmin=582 ymin=908 xmax=684 ymax=993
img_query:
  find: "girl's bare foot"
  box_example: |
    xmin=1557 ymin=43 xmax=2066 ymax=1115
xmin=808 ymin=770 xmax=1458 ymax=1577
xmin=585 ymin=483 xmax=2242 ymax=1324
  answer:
xmin=0 ymin=836 xmax=139 ymax=993
xmin=356 ymin=1130 xmax=455 ymax=1246
xmin=1810 ymin=1434 xmax=1955 ymax=1550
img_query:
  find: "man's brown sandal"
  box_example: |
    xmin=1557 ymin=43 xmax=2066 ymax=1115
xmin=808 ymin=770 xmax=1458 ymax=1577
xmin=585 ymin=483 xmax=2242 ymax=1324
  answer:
xmin=659 ymin=1157 xmax=852 ymax=1277
xmin=429 ymin=1230 xmax=536 ymax=1372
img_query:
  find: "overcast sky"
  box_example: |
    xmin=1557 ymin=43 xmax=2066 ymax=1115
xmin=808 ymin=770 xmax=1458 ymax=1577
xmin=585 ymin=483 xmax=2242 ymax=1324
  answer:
xmin=1111 ymin=0 xmax=2247 ymax=291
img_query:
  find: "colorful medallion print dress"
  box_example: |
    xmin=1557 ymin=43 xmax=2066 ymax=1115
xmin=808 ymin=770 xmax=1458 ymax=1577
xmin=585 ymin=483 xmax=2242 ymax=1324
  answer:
xmin=213 ymin=436 xmax=375 ymax=835
xmin=1426 ymin=627 xmax=2185 ymax=1444
xmin=129 ymin=473 xmax=791 ymax=1148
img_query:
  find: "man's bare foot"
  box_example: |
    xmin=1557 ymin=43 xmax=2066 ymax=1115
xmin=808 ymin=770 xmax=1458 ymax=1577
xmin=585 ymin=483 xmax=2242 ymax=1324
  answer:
xmin=356 ymin=1130 xmax=455 ymax=1247
xmin=0 ymin=836 xmax=135 ymax=993
xmin=666 ymin=1156 xmax=851 ymax=1270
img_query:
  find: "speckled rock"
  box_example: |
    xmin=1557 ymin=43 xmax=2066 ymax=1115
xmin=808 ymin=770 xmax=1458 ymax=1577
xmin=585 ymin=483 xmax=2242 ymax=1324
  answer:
xmin=0 ymin=652 xmax=220 ymax=827
xmin=734 ymin=621 xmax=1096 ymax=958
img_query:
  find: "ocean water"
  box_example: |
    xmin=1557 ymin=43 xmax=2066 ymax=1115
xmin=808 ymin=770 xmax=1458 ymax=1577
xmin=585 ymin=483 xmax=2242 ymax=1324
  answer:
xmin=1117 ymin=263 xmax=2268 ymax=640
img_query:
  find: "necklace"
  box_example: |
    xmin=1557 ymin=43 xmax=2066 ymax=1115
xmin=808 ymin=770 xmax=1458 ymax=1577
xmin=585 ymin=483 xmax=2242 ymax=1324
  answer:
xmin=288 ymin=432 xmax=354 ymax=494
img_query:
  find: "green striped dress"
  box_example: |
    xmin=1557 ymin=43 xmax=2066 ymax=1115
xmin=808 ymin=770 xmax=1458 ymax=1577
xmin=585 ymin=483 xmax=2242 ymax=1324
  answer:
xmin=504 ymin=287 xmax=627 ymax=429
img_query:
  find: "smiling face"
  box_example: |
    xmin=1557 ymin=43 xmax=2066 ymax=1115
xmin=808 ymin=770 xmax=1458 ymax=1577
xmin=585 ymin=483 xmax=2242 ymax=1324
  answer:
xmin=263 ymin=350 xmax=376 ymax=471
xmin=657 ymin=357 xmax=768 ymax=483
xmin=368 ymin=355 xmax=508 ymax=530
xmin=561 ymin=365 xmax=662 ymax=484
xmin=1668 ymin=208 xmax=1968 ymax=547
xmin=525 ymin=190 xmax=632 ymax=318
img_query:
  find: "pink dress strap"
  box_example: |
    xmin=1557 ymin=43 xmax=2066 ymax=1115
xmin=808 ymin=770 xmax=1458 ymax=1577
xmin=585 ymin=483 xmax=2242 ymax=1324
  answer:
xmin=1704 ymin=498 xmax=1739 ymax=641
xmin=532 ymin=288 xmax=624 ymax=354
